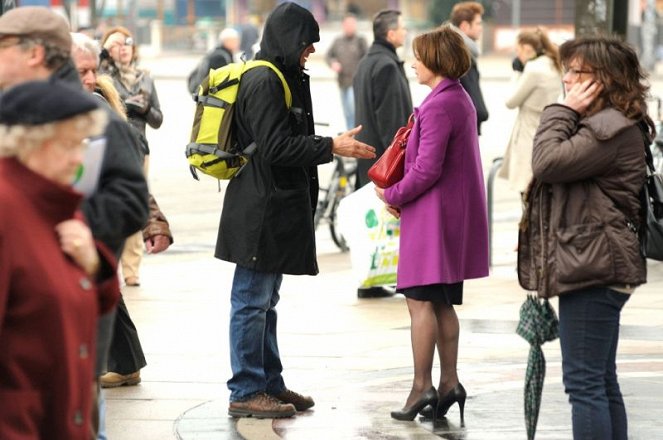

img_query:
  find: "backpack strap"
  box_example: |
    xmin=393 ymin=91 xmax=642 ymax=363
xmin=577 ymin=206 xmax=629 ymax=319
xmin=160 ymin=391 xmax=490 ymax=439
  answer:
xmin=243 ymin=60 xmax=292 ymax=108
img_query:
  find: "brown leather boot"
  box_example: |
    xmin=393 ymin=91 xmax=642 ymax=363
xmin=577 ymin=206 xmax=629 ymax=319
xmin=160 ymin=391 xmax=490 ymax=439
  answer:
xmin=272 ymin=388 xmax=315 ymax=411
xmin=228 ymin=392 xmax=296 ymax=418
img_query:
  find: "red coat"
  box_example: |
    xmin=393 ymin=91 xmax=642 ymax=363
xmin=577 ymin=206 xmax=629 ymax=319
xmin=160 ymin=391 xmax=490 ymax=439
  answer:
xmin=0 ymin=158 xmax=120 ymax=440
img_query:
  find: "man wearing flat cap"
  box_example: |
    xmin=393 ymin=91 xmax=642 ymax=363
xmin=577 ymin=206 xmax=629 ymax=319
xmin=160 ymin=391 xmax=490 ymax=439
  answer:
xmin=0 ymin=5 xmax=149 ymax=436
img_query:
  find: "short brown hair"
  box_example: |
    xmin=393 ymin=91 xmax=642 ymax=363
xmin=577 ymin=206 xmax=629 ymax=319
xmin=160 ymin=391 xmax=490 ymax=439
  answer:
xmin=413 ymin=26 xmax=470 ymax=80
xmin=450 ymin=1 xmax=484 ymax=27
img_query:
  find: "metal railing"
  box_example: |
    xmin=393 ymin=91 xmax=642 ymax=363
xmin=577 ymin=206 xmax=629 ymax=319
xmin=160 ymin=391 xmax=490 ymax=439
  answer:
xmin=487 ymin=157 xmax=504 ymax=267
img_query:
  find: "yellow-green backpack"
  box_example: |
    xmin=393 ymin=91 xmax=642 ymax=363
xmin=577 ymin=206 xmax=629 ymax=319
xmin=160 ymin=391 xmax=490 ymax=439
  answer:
xmin=186 ymin=60 xmax=292 ymax=180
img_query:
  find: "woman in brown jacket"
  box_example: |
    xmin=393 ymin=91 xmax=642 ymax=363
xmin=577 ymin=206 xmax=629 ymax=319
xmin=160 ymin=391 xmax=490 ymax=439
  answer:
xmin=518 ymin=37 xmax=652 ymax=439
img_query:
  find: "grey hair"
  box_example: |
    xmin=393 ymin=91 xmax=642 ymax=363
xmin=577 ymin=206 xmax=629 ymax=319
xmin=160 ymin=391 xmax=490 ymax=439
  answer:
xmin=218 ymin=27 xmax=240 ymax=43
xmin=19 ymin=37 xmax=70 ymax=70
xmin=71 ymin=32 xmax=100 ymax=62
xmin=0 ymin=109 xmax=107 ymax=158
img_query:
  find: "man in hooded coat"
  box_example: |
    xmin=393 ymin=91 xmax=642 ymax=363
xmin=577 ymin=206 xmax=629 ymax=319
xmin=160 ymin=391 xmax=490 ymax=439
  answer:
xmin=216 ymin=2 xmax=375 ymax=419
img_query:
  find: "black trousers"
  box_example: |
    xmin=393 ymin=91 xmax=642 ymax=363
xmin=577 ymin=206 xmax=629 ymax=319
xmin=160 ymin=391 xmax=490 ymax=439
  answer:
xmin=107 ymin=294 xmax=146 ymax=374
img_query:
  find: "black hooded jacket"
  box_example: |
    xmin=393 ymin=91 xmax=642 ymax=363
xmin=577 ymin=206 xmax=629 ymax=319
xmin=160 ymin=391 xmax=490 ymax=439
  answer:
xmin=215 ymin=2 xmax=333 ymax=275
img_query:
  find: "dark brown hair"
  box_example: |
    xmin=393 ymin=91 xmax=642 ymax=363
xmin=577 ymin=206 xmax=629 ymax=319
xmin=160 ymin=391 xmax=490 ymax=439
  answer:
xmin=450 ymin=1 xmax=484 ymax=27
xmin=413 ymin=26 xmax=470 ymax=80
xmin=517 ymin=27 xmax=562 ymax=73
xmin=373 ymin=9 xmax=401 ymax=41
xmin=560 ymin=36 xmax=653 ymax=131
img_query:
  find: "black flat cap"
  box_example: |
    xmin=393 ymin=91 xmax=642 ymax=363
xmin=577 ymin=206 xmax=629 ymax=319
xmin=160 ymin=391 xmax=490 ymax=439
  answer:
xmin=0 ymin=79 xmax=99 ymax=125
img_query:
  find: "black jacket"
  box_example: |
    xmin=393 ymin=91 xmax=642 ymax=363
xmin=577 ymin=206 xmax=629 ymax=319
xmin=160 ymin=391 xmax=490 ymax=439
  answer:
xmin=187 ymin=45 xmax=234 ymax=94
xmin=353 ymin=40 xmax=413 ymax=187
xmin=460 ymin=57 xmax=489 ymax=134
xmin=54 ymin=60 xmax=149 ymax=257
xmin=53 ymin=59 xmax=149 ymax=377
xmin=215 ymin=2 xmax=333 ymax=275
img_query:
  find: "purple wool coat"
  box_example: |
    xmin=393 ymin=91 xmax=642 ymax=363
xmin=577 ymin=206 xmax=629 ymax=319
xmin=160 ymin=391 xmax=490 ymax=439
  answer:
xmin=384 ymin=78 xmax=489 ymax=289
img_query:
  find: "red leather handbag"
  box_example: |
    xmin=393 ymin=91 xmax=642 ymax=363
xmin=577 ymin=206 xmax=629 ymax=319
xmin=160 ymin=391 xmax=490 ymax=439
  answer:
xmin=368 ymin=114 xmax=415 ymax=188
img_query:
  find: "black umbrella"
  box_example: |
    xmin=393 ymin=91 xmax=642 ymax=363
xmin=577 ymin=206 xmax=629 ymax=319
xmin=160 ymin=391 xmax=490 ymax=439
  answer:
xmin=516 ymin=294 xmax=559 ymax=440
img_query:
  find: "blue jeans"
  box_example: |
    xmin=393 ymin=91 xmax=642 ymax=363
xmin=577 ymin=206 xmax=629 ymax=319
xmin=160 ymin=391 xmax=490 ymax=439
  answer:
xmin=97 ymin=388 xmax=107 ymax=440
xmin=339 ymin=86 xmax=355 ymax=130
xmin=559 ymin=287 xmax=630 ymax=440
xmin=227 ymin=265 xmax=285 ymax=401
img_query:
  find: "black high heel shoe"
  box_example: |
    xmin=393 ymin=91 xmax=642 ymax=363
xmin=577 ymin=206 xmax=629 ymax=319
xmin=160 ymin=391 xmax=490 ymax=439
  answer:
xmin=437 ymin=383 xmax=466 ymax=422
xmin=391 ymin=387 xmax=438 ymax=421
xmin=419 ymin=383 xmax=467 ymax=421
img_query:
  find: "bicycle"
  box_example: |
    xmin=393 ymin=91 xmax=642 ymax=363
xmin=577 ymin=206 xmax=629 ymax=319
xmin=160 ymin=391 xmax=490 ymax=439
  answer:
xmin=314 ymin=155 xmax=357 ymax=252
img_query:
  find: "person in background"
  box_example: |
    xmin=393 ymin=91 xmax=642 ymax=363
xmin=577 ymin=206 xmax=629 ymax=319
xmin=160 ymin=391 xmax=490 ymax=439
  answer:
xmin=498 ymin=28 xmax=562 ymax=195
xmin=352 ymin=9 xmax=412 ymax=298
xmin=100 ymin=25 xmax=163 ymax=288
xmin=325 ymin=13 xmax=367 ymax=130
xmin=239 ymin=15 xmax=260 ymax=60
xmin=97 ymin=27 xmax=162 ymax=389
xmin=218 ymin=2 xmax=375 ymax=419
xmin=449 ymin=1 xmax=489 ymax=134
xmin=71 ymin=31 xmax=173 ymax=438
xmin=0 ymin=79 xmax=118 ymax=440
xmin=354 ymin=9 xmax=412 ymax=190
xmin=187 ymin=27 xmax=241 ymax=94
xmin=518 ymin=36 xmax=652 ymax=440
xmin=375 ymin=26 xmax=489 ymax=422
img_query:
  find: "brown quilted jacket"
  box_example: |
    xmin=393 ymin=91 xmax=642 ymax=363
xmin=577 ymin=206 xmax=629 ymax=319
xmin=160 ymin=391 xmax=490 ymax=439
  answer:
xmin=517 ymin=104 xmax=647 ymax=298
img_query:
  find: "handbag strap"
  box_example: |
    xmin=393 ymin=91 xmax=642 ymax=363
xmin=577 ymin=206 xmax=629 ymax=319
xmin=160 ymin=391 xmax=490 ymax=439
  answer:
xmin=637 ymin=119 xmax=656 ymax=174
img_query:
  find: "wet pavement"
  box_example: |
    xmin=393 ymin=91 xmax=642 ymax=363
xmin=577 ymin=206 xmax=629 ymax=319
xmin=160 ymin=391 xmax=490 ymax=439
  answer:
xmin=103 ymin=51 xmax=663 ymax=439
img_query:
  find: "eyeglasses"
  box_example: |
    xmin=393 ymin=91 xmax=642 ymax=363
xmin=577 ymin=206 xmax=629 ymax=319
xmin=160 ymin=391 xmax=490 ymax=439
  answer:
xmin=53 ymin=137 xmax=91 ymax=154
xmin=109 ymin=37 xmax=133 ymax=48
xmin=564 ymin=67 xmax=595 ymax=77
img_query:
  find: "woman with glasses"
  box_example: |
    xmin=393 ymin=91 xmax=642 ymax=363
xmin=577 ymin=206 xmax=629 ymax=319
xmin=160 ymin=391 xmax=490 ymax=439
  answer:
xmin=499 ymin=28 xmax=562 ymax=195
xmin=518 ymin=37 xmax=652 ymax=439
xmin=0 ymin=80 xmax=118 ymax=439
xmin=98 ymin=26 xmax=163 ymax=389
xmin=99 ymin=26 xmax=163 ymax=289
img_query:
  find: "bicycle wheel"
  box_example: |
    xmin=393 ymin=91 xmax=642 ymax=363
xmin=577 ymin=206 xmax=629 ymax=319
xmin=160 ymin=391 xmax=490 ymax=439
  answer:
xmin=328 ymin=196 xmax=349 ymax=252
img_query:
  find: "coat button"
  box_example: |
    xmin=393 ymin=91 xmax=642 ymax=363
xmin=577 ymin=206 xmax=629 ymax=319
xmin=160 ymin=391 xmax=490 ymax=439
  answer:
xmin=79 ymin=278 xmax=92 ymax=290
xmin=79 ymin=344 xmax=89 ymax=359
xmin=73 ymin=410 xmax=83 ymax=426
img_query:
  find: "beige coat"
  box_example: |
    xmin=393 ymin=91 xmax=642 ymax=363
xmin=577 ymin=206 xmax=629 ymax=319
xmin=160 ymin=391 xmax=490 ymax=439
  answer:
xmin=499 ymin=56 xmax=562 ymax=192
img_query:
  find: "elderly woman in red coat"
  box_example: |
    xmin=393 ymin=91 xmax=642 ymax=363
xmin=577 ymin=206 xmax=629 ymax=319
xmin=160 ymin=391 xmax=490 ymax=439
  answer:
xmin=376 ymin=26 xmax=489 ymax=422
xmin=0 ymin=80 xmax=120 ymax=439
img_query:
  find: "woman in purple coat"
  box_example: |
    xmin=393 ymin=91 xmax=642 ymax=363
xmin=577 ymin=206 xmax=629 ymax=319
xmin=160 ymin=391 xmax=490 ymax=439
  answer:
xmin=376 ymin=26 xmax=489 ymax=421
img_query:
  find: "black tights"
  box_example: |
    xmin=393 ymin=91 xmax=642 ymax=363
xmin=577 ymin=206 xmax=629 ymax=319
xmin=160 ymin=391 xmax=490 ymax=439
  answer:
xmin=403 ymin=299 xmax=460 ymax=406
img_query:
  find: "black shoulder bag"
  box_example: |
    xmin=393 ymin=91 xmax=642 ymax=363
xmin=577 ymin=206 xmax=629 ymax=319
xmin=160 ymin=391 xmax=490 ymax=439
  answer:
xmin=639 ymin=122 xmax=663 ymax=260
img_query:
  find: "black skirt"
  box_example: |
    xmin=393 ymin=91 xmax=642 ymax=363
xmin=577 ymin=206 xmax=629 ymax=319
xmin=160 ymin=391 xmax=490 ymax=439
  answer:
xmin=399 ymin=282 xmax=464 ymax=305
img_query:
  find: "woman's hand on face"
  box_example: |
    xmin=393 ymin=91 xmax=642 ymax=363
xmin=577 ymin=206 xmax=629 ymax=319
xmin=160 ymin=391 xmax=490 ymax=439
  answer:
xmin=55 ymin=219 xmax=100 ymax=278
xmin=563 ymin=79 xmax=603 ymax=115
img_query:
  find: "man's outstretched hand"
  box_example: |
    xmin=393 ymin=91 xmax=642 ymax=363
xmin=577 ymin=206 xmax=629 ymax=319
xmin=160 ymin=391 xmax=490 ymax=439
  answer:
xmin=332 ymin=125 xmax=376 ymax=159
